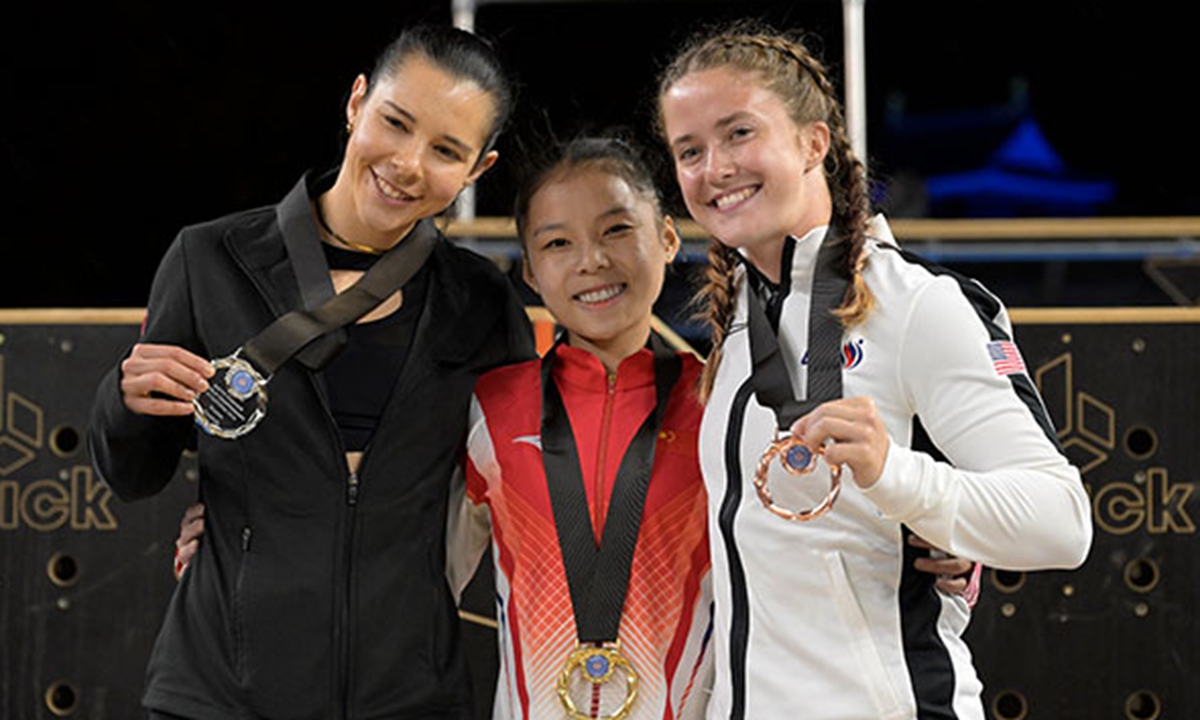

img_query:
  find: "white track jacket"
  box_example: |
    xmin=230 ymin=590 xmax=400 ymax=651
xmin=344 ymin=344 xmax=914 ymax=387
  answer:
xmin=699 ymin=217 xmax=1092 ymax=720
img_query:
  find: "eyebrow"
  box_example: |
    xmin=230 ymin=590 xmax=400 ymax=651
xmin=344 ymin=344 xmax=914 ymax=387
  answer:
xmin=670 ymin=111 xmax=755 ymax=148
xmin=531 ymin=205 xmax=636 ymax=238
xmin=383 ymin=100 xmax=476 ymax=156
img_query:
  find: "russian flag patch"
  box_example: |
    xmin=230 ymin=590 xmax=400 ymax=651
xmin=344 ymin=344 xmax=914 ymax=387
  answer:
xmin=987 ymin=340 xmax=1026 ymax=376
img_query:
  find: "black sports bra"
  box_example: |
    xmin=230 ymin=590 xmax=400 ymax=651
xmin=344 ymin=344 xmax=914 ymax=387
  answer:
xmin=320 ymin=242 xmax=428 ymax=451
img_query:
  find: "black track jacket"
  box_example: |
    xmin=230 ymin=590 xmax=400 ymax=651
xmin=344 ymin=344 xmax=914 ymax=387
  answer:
xmin=89 ymin=174 xmax=534 ymax=720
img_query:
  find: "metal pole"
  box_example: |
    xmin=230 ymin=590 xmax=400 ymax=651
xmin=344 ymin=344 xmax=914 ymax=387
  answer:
xmin=452 ymin=0 xmax=478 ymax=220
xmin=842 ymin=0 xmax=867 ymax=164
xmin=452 ymin=0 xmax=475 ymax=32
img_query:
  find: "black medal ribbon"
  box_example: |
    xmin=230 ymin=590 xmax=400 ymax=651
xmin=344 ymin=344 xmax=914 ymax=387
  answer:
xmin=277 ymin=180 xmax=344 ymax=370
xmin=747 ymin=227 xmax=850 ymax=429
xmin=193 ymin=213 xmax=436 ymax=439
xmin=239 ymin=217 xmax=437 ymax=377
xmin=541 ymin=333 xmax=682 ymax=643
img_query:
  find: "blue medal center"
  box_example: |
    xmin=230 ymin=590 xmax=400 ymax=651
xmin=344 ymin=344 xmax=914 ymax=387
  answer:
xmin=585 ymin=653 xmax=610 ymax=679
xmin=230 ymin=370 xmax=255 ymax=395
xmin=786 ymin=444 xmax=813 ymax=470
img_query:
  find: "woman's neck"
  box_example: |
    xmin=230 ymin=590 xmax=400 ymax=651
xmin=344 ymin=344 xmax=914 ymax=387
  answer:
xmin=741 ymin=237 xmax=788 ymax=284
xmin=742 ymin=178 xmax=834 ymax=281
xmin=567 ymin=323 xmax=652 ymax=375
xmin=318 ymin=182 xmax=412 ymax=253
xmin=741 ymin=205 xmax=835 ymax=283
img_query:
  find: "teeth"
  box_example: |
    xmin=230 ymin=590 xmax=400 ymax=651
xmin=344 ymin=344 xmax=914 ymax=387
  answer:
xmin=714 ymin=187 xmax=755 ymax=210
xmin=375 ymin=172 xmax=410 ymax=200
xmin=576 ymin=285 xmax=624 ymax=303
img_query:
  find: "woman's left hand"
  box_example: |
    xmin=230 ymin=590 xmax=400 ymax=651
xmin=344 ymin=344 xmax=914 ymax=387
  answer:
xmin=909 ymin=535 xmax=983 ymax=608
xmin=788 ymin=396 xmax=889 ymax=489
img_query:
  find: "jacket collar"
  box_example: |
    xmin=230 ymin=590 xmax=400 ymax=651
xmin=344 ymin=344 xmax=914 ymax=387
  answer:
xmin=277 ymin=171 xmax=339 ymax=312
xmin=226 ymin=171 xmax=486 ymax=369
xmin=221 ymin=172 xmax=333 ymax=321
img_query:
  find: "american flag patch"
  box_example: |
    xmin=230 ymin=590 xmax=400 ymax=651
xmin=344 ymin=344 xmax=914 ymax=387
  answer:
xmin=987 ymin=340 xmax=1026 ymax=376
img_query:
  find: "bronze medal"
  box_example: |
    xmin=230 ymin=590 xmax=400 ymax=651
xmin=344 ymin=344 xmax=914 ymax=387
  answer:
xmin=754 ymin=435 xmax=841 ymax=521
xmin=744 ymin=229 xmax=850 ymax=521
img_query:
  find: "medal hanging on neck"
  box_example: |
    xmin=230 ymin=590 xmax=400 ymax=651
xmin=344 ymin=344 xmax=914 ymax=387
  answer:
xmin=747 ymin=227 xmax=849 ymax=521
xmin=541 ymin=334 xmax=681 ymax=720
xmin=192 ymin=218 xmax=437 ymax=439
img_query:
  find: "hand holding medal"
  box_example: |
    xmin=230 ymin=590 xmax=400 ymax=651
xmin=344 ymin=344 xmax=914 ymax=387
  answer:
xmin=119 ymin=343 xmax=215 ymax=418
xmin=192 ymin=219 xmax=436 ymax=440
xmin=754 ymin=397 xmax=889 ymax=520
xmin=754 ymin=434 xmax=841 ymax=521
xmin=787 ymin=397 xmax=890 ymax=490
xmin=193 ymin=352 xmax=270 ymax=439
xmin=745 ymin=229 xmax=860 ymax=521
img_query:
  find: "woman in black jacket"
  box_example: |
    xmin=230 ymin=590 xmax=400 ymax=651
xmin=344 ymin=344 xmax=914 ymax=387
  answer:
xmin=88 ymin=25 xmax=533 ymax=720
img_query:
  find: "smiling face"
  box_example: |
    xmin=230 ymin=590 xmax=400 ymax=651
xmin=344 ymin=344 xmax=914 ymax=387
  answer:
xmin=660 ymin=66 xmax=831 ymax=280
xmin=522 ymin=166 xmax=679 ymax=370
xmin=324 ymin=54 xmax=499 ymax=250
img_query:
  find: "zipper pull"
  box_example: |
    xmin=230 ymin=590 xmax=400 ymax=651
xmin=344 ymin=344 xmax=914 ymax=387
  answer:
xmin=241 ymin=526 xmax=252 ymax=552
xmin=347 ymin=472 xmax=360 ymax=506
xmin=607 ymin=371 xmax=617 ymax=394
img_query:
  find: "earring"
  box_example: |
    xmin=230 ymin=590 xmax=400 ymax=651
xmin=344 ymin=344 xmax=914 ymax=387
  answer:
xmin=346 ymin=121 xmax=354 ymax=135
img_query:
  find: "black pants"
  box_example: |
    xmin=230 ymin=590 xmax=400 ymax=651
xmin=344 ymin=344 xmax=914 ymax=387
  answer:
xmin=149 ymin=711 xmax=193 ymax=720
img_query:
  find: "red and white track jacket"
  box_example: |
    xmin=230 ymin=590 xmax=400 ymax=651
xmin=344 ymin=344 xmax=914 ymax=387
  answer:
xmin=450 ymin=344 xmax=713 ymax=720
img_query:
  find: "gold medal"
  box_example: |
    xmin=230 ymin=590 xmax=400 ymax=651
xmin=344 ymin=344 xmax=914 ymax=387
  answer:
xmin=557 ymin=641 xmax=639 ymax=720
xmin=754 ymin=435 xmax=841 ymax=521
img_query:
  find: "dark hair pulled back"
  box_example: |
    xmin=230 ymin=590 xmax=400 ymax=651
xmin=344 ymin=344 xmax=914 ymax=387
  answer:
xmin=513 ymin=134 xmax=664 ymax=246
xmin=368 ymin=24 xmax=514 ymax=159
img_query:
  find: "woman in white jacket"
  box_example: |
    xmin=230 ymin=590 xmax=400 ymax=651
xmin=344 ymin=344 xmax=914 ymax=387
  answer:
xmin=656 ymin=21 xmax=1093 ymax=720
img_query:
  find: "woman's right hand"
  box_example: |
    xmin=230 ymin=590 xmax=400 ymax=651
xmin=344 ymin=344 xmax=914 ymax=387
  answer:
xmin=121 ymin=343 xmax=214 ymax=416
xmin=174 ymin=502 xmax=206 ymax=581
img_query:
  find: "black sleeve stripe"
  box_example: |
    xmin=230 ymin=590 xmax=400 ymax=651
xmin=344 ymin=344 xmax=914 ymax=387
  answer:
xmin=885 ymin=246 xmax=1066 ymax=453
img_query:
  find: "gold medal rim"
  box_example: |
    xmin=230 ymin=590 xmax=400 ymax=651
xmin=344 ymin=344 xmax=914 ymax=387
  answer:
xmin=754 ymin=436 xmax=841 ymax=521
xmin=557 ymin=643 xmax=639 ymax=720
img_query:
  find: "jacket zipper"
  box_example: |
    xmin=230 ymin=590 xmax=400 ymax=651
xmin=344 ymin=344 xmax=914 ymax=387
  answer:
xmin=340 ymin=467 xmax=359 ymax=720
xmin=232 ymin=237 xmax=365 ymax=719
xmin=592 ymin=371 xmax=618 ymax=544
xmin=234 ymin=526 xmax=252 ymax=680
xmin=590 ymin=370 xmax=618 ymax=715
xmin=308 ymin=369 xmax=360 ymax=720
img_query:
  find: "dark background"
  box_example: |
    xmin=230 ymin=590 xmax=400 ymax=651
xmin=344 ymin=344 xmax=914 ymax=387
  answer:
xmin=3 ymin=5 xmax=1197 ymax=719
xmin=2 ymin=0 xmax=1197 ymax=310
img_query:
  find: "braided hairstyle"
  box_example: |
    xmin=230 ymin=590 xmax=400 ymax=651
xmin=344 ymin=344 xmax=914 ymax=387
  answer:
xmin=657 ymin=22 xmax=875 ymax=402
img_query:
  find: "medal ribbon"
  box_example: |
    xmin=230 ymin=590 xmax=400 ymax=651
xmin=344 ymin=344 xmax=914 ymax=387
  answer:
xmin=747 ymin=228 xmax=850 ymax=429
xmin=541 ymin=334 xmax=682 ymax=643
xmin=239 ymin=218 xmax=437 ymax=376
